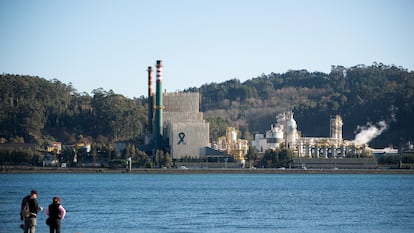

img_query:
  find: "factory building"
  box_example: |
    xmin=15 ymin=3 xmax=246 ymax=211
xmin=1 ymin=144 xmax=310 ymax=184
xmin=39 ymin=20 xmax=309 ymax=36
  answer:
xmin=254 ymin=111 xmax=299 ymax=152
xmin=163 ymin=92 xmax=210 ymax=159
xmin=144 ymin=60 xmax=210 ymax=159
xmin=253 ymin=111 xmax=366 ymax=158
xmin=214 ymin=127 xmax=249 ymax=164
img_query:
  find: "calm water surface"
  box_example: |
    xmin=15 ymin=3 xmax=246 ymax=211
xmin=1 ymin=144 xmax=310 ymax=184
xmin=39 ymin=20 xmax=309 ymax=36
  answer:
xmin=0 ymin=173 xmax=413 ymax=233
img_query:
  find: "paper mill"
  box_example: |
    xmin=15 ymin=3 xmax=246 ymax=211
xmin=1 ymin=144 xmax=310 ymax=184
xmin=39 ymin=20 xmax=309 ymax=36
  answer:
xmin=142 ymin=60 xmax=210 ymax=159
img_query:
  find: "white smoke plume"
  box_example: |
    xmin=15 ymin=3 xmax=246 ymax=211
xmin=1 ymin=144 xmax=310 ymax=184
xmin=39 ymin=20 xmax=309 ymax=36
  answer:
xmin=353 ymin=121 xmax=388 ymax=145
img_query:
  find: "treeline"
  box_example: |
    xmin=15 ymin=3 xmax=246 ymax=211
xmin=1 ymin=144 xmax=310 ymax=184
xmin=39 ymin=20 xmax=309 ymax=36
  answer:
xmin=189 ymin=63 xmax=414 ymax=147
xmin=1 ymin=62 xmax=413 ymax=152
xmin=0 ymin=75 xmax=148 ymax=145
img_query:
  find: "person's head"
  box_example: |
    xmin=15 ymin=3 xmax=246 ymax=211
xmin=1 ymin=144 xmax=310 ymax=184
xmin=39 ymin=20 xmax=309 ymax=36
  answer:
xmin=30 ymin=190 xmax=38 ymax=198
xmin=53 ymin=197 xmax=61 ymax=204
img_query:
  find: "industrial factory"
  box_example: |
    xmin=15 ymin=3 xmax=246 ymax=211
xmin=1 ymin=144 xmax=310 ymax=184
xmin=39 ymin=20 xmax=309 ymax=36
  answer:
xmin=253 ymin=111 xmax=366 ymax=158
xmin=142 ymin=60 xmax=377 ymax=169
xmin=253 ymin=111 xmax=379 ymax=168
xmin=143 ymin=60 xmax=210 ymax=159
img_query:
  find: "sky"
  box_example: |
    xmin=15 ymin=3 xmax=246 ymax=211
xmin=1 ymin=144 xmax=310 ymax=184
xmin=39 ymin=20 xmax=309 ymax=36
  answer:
xmin=1 ymin=0 xmax=413 ymax=98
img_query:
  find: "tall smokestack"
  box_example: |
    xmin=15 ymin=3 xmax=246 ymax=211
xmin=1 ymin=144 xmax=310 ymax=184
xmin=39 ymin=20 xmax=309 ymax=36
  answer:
xmin=154 ymin=60 xmax=164 ymax=151
xmin=147 ymin=66 xmax=153 ymax=133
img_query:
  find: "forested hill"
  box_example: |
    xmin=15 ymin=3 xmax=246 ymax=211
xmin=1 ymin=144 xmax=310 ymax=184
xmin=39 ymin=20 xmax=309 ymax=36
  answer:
xmin=0 ymin=75 xmax=147 ymax=145
xmin=186 ymin=63 xmax=414 ymax=147
xmin=1 ymin=63 xmax=413 ymax=148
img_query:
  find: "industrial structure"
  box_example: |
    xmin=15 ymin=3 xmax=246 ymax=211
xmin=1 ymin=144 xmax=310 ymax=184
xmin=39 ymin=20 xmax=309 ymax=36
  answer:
xmin=214 ymin=127 xmax=249 ymax=165
xmin=154 ymin=60 xmax=164 ymax=151
xmin=163 ymin=92 xmax=210 ymax=159
xmin=143 ymin=60 xmax=376 ymax=167
xmin=143 ymin=60 xmax=210 ymax=159
xmin=253 ymin=111 xmax=369 ymax=158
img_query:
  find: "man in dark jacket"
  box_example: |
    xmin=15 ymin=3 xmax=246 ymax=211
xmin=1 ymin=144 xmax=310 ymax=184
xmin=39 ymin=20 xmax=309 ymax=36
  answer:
xmin=21 ymin=190 xmax=43 ymax=233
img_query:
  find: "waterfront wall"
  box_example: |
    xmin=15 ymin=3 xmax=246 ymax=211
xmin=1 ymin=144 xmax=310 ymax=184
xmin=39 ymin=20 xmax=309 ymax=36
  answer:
xmin=292 ymin=158 xmax=378 ymax=169
xmin=2 ymin=165 xmax=414 ymax=174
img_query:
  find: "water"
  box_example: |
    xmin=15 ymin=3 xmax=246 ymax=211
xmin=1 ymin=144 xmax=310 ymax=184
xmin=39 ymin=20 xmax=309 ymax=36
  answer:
xmin=1 ymin=173 xmax=413 ymax=233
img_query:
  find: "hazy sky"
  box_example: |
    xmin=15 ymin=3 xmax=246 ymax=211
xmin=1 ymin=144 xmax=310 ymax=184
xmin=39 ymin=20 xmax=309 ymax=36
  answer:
xmin=1 ymin=0 xmax=413 ymax=98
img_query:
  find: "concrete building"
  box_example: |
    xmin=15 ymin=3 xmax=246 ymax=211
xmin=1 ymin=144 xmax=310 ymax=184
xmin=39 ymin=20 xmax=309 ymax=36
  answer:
xmin=163 ymin=92 xmax=210 ymax=159
xmin=143 ymin=61 xmax=210 ymax=160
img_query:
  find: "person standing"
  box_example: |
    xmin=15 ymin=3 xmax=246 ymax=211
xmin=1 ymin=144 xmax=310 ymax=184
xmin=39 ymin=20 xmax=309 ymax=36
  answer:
xmin=46 ymin=197 xmax=66 ymax=233
xmin=20 ymin=190 xmax=43 ymax=233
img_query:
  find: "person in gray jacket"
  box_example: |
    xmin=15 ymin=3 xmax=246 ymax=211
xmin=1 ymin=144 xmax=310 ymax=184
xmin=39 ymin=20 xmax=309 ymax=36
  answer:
xmin=21 ymin=190 xmax=43 ymax=233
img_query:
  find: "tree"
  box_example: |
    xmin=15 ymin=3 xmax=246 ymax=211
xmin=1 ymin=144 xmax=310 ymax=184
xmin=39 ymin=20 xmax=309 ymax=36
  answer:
xmin=135 ymin=149 xmax=151 ymax=168
xmin=277 ymin=148 xmax=294 ymax=168
xmin=260 ymin=148 xmax=294 ymax=168
xmin=91 ymin=89 xmax=146 ymax=142
xmin=246 ymin=146 xmax=258 ymax=168
xmin=206 ymin=117 xmax=230 ymax=142
xmin=124 ymin=144 xmax=136 ymax=160
xmin=154 ymin=150 xmax=172 ymax=168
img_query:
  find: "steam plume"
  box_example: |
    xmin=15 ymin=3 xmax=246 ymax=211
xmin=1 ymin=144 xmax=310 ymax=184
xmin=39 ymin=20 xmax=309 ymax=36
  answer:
xmin=353 ymin=121 xmax=388 ymax=145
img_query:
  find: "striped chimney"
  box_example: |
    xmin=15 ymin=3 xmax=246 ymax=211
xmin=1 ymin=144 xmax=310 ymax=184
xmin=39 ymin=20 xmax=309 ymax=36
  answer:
xmin=147 ymin=66 xmax=153 ymax=133
xmin=154 ymin=60 xmax=164 ymax=151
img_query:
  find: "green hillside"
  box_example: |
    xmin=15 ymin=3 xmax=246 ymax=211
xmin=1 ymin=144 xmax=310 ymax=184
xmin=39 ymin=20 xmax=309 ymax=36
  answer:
xmin=189 ymin=63 xmax=414 ymax=147
xmin=1 ymin=63 xmax=413 ymax=148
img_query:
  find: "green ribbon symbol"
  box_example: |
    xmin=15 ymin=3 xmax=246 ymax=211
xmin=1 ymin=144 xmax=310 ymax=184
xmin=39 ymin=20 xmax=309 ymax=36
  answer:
xmin=178 ymin=132 xmax=186 ymax=144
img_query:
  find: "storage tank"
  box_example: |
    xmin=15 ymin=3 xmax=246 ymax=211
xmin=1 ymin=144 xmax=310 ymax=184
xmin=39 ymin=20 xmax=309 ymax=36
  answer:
xmin=286 ymin=111 xmax=298 ymax=146
xmin=274 ymin=125 xmax=284 ymax=143
xmin=265 ymin=124 xmax=284 ymax=145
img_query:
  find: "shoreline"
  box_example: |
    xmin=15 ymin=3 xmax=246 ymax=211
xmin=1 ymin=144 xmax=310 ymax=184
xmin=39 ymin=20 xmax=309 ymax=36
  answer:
xmin=2 ymin=166 xmax=414 ymax=174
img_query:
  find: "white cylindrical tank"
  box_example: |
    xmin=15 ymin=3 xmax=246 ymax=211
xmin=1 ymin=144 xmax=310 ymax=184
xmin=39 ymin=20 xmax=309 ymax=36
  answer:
xmin=340 ymin=145 xmax=346 ymax=157
xmin=322 ymin=146 xmax=328 ymax=158
xmin=314 ymin=145 xmax=320 ymax=158
xmin=305 ymin=144 xmax=311 ymax=158
xmin=331 ymin=145 xmax=337 ymax=158
xmin=286 ymin=114 xmax=297 ymax=145
xmin=273 ymin=125 xmax=284 ymax=143
xmin=298 ymin=141 xmax=304 ymax=157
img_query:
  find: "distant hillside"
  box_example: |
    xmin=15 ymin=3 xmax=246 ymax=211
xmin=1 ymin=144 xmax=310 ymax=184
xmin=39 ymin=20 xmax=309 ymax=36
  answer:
xmin=0 ymin=74 xmax=147 ymax=145
xmin=186 ymin=63 xmax=414 ymax=147
xmin=1 ymin=63 xmax=413 ymax=148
